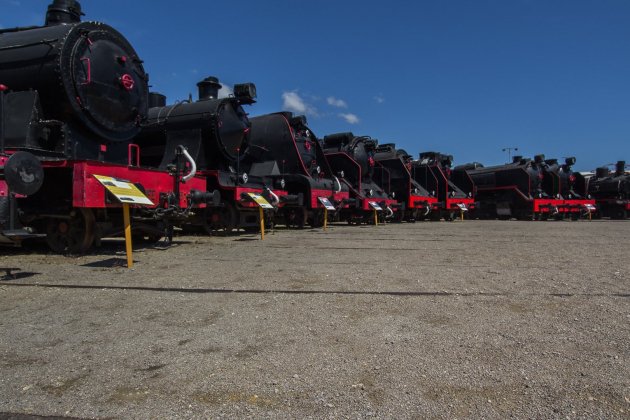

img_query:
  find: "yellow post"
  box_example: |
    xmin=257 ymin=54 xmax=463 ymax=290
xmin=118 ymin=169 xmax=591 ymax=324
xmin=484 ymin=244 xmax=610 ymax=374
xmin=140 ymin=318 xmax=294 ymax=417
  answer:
xmin=588 ymin=210 xmax=592 ymax=221
xmin=122 ymin=203 xmax=133 ymax=268
xmin=374 ymin=209 xmax=378 ymax=226
xmin=259 ymin=206 xmax=265 ymax=240
xmin=323 ymin=208 xmax=328 ymax=231
xmin=460 ymin=210 xmax=464 ymax=221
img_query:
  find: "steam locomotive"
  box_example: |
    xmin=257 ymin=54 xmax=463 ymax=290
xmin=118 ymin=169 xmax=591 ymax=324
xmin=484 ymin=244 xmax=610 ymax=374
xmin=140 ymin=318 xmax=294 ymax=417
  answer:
xmin=372 ymin=144 xmax=437 ymax=221
xmin=136 ymin=78 xmax=302 ymax=232
xmin=577 ymin=161 xmax=629 ymax=219
xmin=455 ymin=155 xmax=596 ymax=220
xmin=248 ymin=112 xmax=350 ymax=227
xmin=0 ymin=0 xmax=209 ymax=252
xmin=322 ymin=133 xmax=397 ymax=223
xmin=410 ymin=152 xmax=474 ymax=220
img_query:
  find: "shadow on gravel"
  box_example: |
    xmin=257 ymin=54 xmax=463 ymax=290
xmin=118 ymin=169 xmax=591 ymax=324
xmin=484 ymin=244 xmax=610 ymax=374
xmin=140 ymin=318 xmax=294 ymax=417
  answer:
xmin=0 ymin=271 xmax=39 ymax=281
xmin=3 ymin=282 xmax=629 ymax=298
xmin=80 ymin=258 xmax=131 ymax=268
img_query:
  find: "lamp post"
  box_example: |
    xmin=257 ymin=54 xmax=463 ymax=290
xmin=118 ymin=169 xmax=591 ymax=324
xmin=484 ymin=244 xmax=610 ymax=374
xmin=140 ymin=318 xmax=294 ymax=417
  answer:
xmin=502 ymin=147 xmax=518 ymax=163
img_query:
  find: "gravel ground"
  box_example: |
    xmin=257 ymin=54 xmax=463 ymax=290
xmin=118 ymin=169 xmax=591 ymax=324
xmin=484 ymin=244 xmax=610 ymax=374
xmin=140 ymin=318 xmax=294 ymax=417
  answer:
xmin=0 ymin=220 xmax=628 ymax=419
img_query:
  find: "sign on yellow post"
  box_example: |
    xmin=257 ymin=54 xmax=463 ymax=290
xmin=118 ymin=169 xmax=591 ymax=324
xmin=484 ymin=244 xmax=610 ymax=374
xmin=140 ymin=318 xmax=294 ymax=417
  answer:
xmin=246 ymin=193 xmax=273 ymax=240
xmin=317 ymin=197 xmax=336 ymax=231
xmin=93 ymin=175 xmax=154 ymax=268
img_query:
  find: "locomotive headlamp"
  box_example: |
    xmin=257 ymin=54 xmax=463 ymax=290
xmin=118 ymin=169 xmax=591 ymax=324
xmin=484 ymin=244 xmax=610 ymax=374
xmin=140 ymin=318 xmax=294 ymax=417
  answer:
xmin=587 ymin=194 xmax=592 ymax=199
xmin=468 ymin=192 xmax=472 ymax=197
xmin=565 ymin=157 xmax=576 ymax=166
xmin=338 ymin=171 xmax=345 ymax=178
xmin=431 ymin=190 xmax=435 ymax=196
xmin=413 ymin=188 xmax=419 ymax=194
xmin=391 ymin=192 xmax=396 ymax=199
xmin=234 ymin=83 xmax=257 ymax=104
xmin=239 ymin=172 xmax=248 ymax=184
xmin=367 ymin=189 xmax=374 ymax=197
xmin=316 ymin=166 xmax=321 ymax=174
xmin=280 ymin=178 xmax=286 ymax=189
xmin=450 ymin=191 xmax=456 ymax=197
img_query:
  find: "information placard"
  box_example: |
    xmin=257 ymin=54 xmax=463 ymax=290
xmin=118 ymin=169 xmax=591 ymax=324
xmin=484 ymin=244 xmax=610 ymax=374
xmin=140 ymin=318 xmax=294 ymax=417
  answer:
xmin=94 ymin=175 xmax=153 ymax=206
xmin=247 ymin=193 xmax=274 ymax=209
xmin=318 ymin=197 xmax=336 ymax=210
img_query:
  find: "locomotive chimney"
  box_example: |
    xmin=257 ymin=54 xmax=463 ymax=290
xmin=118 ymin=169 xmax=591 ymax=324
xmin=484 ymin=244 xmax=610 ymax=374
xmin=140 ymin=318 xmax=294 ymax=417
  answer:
xmin=148 ymin=92 xmax=166 ymax=108
xmin=512 ymin=155 xmax=523 ymax=163
xmin=615 ymin=160 xmax=626 ymax=175
xmin=596 ymin=167 xmax=609 ymax=178
xmin=197 ymin=76 xmax=222 ymax=101
xmin=45 ymin=0 xmax=83 ymax=26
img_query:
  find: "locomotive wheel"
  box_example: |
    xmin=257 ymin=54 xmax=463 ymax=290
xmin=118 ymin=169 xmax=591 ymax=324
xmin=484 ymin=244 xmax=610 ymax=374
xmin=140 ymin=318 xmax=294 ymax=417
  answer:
xmin=46 ymin=209 xmax=95 ymax=254
xmin=286 ymin=207 xmax=307 ymax=229
xmin=205 ymin=204 xmax=237 ymax=234
xmin=309 ymin=209 xmax=325 ymax=228
xmin=612 ymin=209 xmax=627 ymax=220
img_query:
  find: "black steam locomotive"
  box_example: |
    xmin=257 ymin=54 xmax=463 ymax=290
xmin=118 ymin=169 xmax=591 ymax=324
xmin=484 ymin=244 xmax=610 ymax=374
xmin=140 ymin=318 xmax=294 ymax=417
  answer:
xmin=0 ymin=0 xmax=208 ymax=252
xmin=322 ymin=133 xmax=397 ymax=223
xmin=136 ymin=78 xmax=302 ymax=232
xmin=578 ymin=161 xmax=629 ymax=219
xmin=456 ymin=155 xmax=596 ymax=220
xmin=372 ymin=144 xmax=437 ymax=221
xmin=248 ymin=112 xmax=350 ymax=228
xmin=410 ymin=152 xmax=474 ymax=220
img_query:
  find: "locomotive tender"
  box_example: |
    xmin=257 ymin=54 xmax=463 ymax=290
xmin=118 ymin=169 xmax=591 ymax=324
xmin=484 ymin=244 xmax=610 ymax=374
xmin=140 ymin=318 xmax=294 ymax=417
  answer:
xmin=456 ymin=155 xmax=596 ymax=220
xmin=322 ymin=133 xmax=397 ymax=224
xmin=372 ymin=144 xmax=437 ymax=222
xmin=248 ymin=112 xmax=350 ymax=228
xmin=0 ymin=0 xmax=210 ymax=252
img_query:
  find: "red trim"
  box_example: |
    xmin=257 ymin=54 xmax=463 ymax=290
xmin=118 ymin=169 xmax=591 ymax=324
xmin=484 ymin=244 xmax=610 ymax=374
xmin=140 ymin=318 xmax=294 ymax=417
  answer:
xmin=362 ymin=198 xmax=397 ymax=211
xmin=70 ymin=161 xmax=206 ymax=209
xmin=309 ymin=188 xmax=350 ymax=208
xmin=408 ymin=195 xmax=438 ymax=209
xmin=281 ymin=114 xmax=311 ymax=177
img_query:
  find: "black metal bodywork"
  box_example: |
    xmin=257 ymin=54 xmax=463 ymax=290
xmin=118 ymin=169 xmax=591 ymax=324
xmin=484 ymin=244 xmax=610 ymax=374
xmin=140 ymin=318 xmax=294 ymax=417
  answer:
xmin=372 ymin=144 xmax=436 ymax=221
xmin=322 ymin=132 xmax=397 ymax=223
xmin=411 ymin=152 xmax=474 ymax=220
xmin=0 ymin=2 xmax=148 ymax=161
xmin=136 ymin=78 xmax=298 ymax=231
xmin=580 ymin=161 xmax=630 ymax=219
xmin=248 ymin=112 xmax=348 ymax=227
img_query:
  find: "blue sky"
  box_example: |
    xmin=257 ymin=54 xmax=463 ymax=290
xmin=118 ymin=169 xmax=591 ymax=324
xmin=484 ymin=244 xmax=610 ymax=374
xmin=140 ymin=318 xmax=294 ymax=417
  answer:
xmin=3 ymin=0 xmax=629 ymax=170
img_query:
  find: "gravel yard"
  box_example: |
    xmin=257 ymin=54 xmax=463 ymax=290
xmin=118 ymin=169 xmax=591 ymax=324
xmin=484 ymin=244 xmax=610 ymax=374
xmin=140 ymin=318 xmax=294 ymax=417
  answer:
xmin=0 ymin=220 xmax=628 ymax=419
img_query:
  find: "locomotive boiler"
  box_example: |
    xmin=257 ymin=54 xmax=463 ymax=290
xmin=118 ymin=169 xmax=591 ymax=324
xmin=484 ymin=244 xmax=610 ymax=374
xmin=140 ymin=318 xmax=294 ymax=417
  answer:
xmin=410 ymin=152 xmax=474 ymax=220
xmin=0 ymin=0 xmax=207 ymax=252
xmin=136 ymin=77 xmax=299 ymax=232
xmin=322 ymin=133 xmax=397 ymax=224
xmin=580 ymin=161 xmax=629 ymax=219
xmin=372 ymin=144 xmax=437 ymax=221
xmin=248 ymin=112 xmax=349 ymax=228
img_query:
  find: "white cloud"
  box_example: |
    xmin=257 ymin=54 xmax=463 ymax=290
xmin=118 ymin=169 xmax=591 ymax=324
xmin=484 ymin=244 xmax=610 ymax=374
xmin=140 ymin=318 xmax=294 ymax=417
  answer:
xmin=282 ymin=91 xmax=317 ymax=116
xmin=339 ymin=113 xmax=360 ymax=124
xmin=326 ymin=96 xmax=347 ymax=108
xmin=373 ymin=95 xmax=385 ymax=104
xmin=218 ymin=83 xmax=233 ymax=99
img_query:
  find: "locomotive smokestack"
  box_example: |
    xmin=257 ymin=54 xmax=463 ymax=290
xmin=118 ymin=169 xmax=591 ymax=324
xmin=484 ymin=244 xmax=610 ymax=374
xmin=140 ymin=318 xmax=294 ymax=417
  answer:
xmin=45 ymin=0 xmax=83 ymax=26
xmin=197 ymin=76 xmax=222 ymax=101
xmin=512 ymin=155 xmax=523 ymax=163
xmin=148 ymin=92 xmax=166 ymax=108
xmin=616 ymin=160 xmax=626 ymax=175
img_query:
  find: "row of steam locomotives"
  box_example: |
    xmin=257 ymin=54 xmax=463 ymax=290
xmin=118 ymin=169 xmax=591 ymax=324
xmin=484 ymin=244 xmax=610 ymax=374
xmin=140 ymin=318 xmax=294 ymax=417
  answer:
xmin=0 ymin=1 xmax=628 ymax=254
